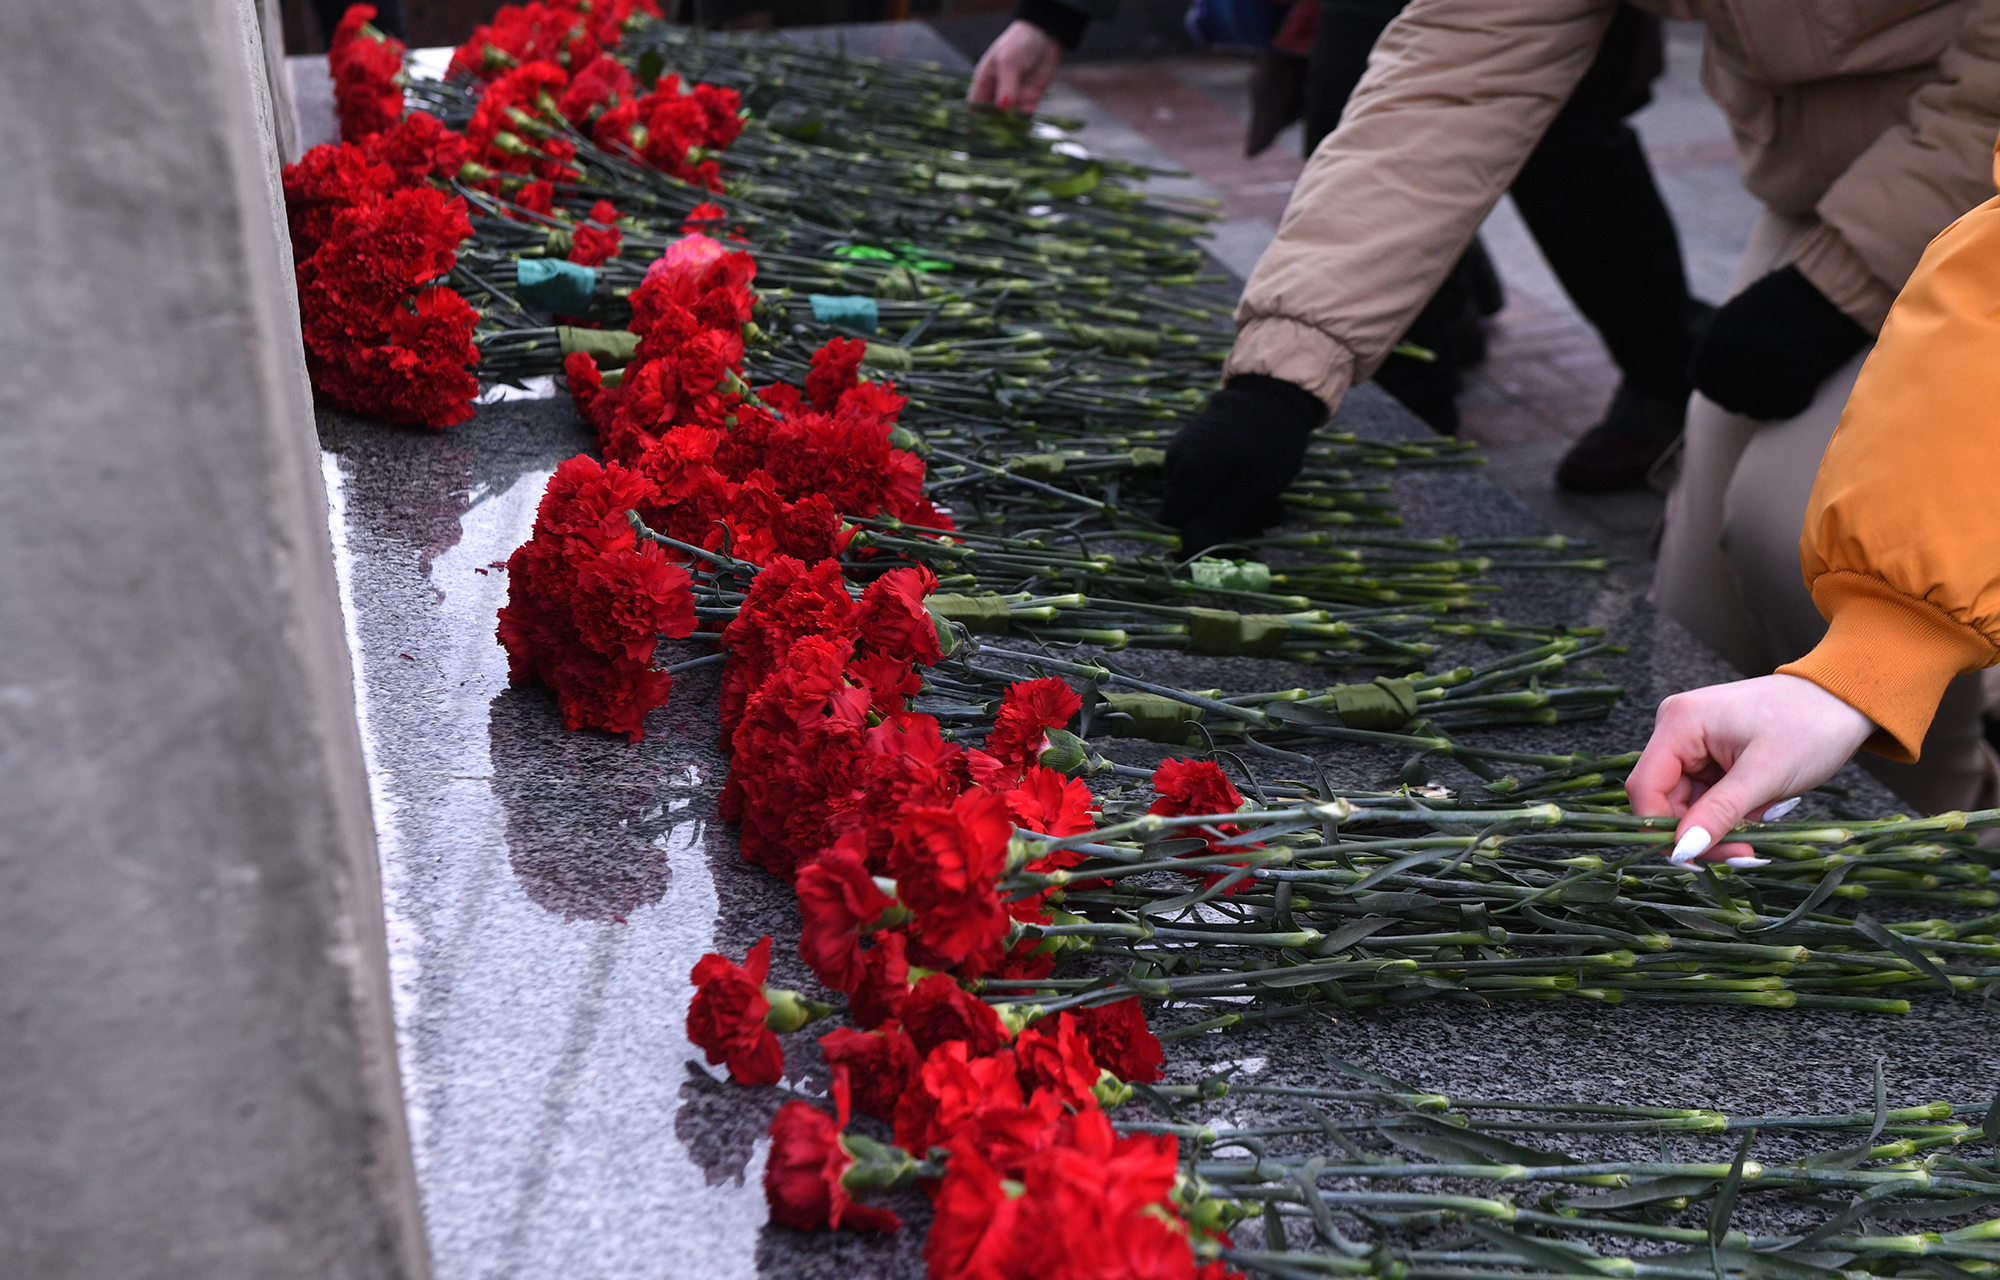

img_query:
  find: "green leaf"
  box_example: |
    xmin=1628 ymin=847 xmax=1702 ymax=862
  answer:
xmin=1709 ymin=1127 xmax=1756 ymax=1280
xmin=1854 ymin=913 xmax=1955 ymax=994
xmin=1743 ymin=863 xmax=1848 ymax=935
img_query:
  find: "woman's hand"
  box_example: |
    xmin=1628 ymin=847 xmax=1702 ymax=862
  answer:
xmin=1625 ymin=674 xmax=1875 ymax=864
xmin=968 ymin=20 xmax=1064 ymax=114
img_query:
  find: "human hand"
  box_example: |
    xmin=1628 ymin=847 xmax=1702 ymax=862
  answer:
xmin=1162 ymin=374 xmax=1326 ymax=554
xmin=968 ymin=20 xmax=1064 ymax=114
xmin=1625 ymin=674 xmax=1875 ymax=865
xmin=1688 ymin=265 xmax=1870 ymax=421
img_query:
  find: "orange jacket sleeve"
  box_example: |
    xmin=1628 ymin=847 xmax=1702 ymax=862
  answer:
xmin=1777 ymin=157 xmax=2000 ymax=763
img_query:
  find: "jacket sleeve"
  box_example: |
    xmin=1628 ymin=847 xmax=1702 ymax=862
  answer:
xmin=1017 ymin=0 xmax=1116 ymax=47
xmin=1793 ymin=1 xmax=2000 ymax=334
xmin=1775 ymin=178 xmax=2000 ymax=763
xmin=1225 ymin=0 xmax=1616 ymax=408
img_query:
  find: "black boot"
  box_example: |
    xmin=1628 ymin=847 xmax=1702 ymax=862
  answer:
xmin=1247 ymin=50 xmax=1309 ymax=158
xmin=1554 ymin=384 xmax=1688 ymax=493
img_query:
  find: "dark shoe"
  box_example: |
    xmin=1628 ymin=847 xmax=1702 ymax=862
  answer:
xmin=1246 ymin=50 xmax=1308 ymax=158
xmin=1555 ymin=384 xmax=1688 ymax=493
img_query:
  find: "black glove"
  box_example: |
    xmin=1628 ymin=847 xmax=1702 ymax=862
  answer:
xmin=1162 ymin=374 xmax=1326 ymax=554
xmin=1688 ymin=265 xmax=1870 ymax=421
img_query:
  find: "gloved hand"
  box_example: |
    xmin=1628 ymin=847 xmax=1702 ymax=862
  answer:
xmin=1688 ymin=265 xmax=1870 ymax=421
xmin=1162 ymin=374 xmax=1326 ymax=553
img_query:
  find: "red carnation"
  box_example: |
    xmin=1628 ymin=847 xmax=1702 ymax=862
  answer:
xmin=817 ymin=1021 xmax=920 ymax=1122
xmin=1150 ymin=757 xmax=1245 ymax=820
xmin=1006 ymin=765 xmax=1097 ymax=839
xmin=805 ymin=336 xmax=868 ymax=411
xmin=1070 ymin=999 xmax=1163 ymax=1084
xmin=982 ymin=678 xmax=1083 ymax=778
xmin=796 ymin=840 xmax=897 ymax=993
xmin=764 ymin=1072 xmax=902 ymax=1234
xmin=848 ymin=928 xmax=912 ymax=1029
xmin=1014 ymin=1013 xmax=1104 ymax=1111
xmin=856 ymin=566 xmax=944 ymax=667
xmin=924 ymin=1143 xmax=1031 ymax=1280
xmin=360 ymin=111 xmax=467 ymax=187
xmin=898 ymin=974 xmax=1010 ymax=1058
xmin=687 ymin=935 xmax=783 ymax=1085
xmin=888 ymin=789 xmax=1015 ymax=974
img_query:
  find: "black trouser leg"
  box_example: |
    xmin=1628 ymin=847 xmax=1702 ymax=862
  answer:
xmin=1509 ymin=8 xmax=1697 ymax=401
xmin=1302 ymin=0 xmax=1489 ymax=434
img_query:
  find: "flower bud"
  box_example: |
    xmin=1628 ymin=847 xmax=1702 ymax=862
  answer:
xmin=1092 ymin=1068 xmax=1133 ymax=1109
xmin=762 ymin=985 xmax=835 ymax=1034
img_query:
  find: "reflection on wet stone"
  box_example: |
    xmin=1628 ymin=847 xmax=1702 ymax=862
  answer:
xmin=489 ymin=684 xmax=678 ymax=921
xmin=674 ymin=1060 xmax=786 ymax=1188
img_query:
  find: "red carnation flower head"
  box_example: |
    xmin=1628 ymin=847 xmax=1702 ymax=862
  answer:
xmin=805 ymin=336 xmax=868 ymax=412
xmin=682 ymin=201 xmax=729 ymax=235
xmin=923 ymin=1142 xmax=1031 ymax=1280
xmin=832 ymin=714 xmax=970 ymax=874
xmin=359 ymin=110 xmax=468 ymax=187
xmin=715 ymin=555 xmax=858 ymax=749
xmin=282 ymin=143 xmax=395 ymax=260
xmin=898 ymin=973 xmax=1011 ymax=1058
xmin=532 ymin=453 xmax=657 ymax=553
xmin=1006 ymin=765 xmax=1097 ymax=840
xmin=888 ymin=789 xmax=1016 ymax=975
xmin=856 ymin=565 xmax=945 ymax=667
xmin=763 ymin=1071 xmax=904 ymax=1234
xmin=1149 ymin=757 xmax=1245 ymax=821
xmin=558 ymin=53 xmax=636 ymax=128
xmin=1148 ymin=757 xmax=1259 ymax=888
xmin=891 ymin=1038 xmax=1025 ymax=1157
xmin=817 ymin=1021 xmax=920 ymax=1122
xmin=978 ymin=678 xmax=1083 ymax=784
xmin=796 ymin=838 xmax=898 ymax=994
xmin=686 ymin=935 xmax=782 ymax=1085
xmin=848 ymin=928 xmax=912 ymax=1029
xmin=1069 ymin=999 xmax=1164 ymax=1084
xmin=1012 ymin=1012 xmax=1104 ymax=1112
xmin=567 ymin=539 xmax=696 ymax=665
xmin=329 ymin=3 xmax=405 ymax=142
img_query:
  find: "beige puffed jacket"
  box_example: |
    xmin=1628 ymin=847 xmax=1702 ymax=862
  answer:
xmin=1227 ymin=0 xmax=2000 ymax=408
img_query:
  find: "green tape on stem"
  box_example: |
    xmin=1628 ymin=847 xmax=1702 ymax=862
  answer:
xmin=808 ymin=293 xmax=880 ymax=333
xmin=516 ymin=257 xmax=598 ymax=314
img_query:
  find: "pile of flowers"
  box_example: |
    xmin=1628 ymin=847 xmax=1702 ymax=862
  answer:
xmin=495 ymin=215 xmax=1245 ymax=1274
xmin=286 ymin=2 xmax=747 ymax=426
xmin=682 ymin=562 xmax=1248 ymax=1277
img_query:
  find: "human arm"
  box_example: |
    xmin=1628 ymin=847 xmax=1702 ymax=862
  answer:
xmin=1626 ymin=676 xmax=1875 ymax=864
xmin=1225 ymin=0 xmax=1616 ymax=408
xmin=1791 ymin=0 xmax=2000 ymax=335
xmin=1773 ymin=183 xmax=2000 ymax=763
xmin=967 ymin=0 xmax=1115 ymax=112
xmin=1629 ymin=176 xmax=2000 ymax=857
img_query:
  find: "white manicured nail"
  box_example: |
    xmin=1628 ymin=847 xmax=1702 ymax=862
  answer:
xmin=1762 ymin=797 xmax=1801 ymax=821
xmin=1725 ymin=856 xmax=1771 ymax=868
xmin=1670 ymin=827 xmax=1712 ymax=865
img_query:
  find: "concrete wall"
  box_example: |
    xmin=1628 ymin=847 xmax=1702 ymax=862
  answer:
xmin=0 ymin=1 xmax=427 ymax=1276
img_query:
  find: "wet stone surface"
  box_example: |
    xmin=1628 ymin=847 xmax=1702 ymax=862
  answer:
xmin=324 ymin=385 xmax=1996 ymax=1278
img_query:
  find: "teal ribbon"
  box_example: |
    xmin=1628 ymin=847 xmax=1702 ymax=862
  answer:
xmin=516 ymin=258 xmax=598 ymax=314
xmin=809 ymin=293 xmax=880 ymax=333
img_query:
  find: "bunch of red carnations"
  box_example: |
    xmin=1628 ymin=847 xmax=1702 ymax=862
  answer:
xmin=283 ymin=122 xmax=481 ymax=429
xmin=495 ymin=454 xmax=697 ymax=739
xmin=448 ymin=0 xmax=742 ymax=194
xmin=679 ymin=566 xmax=1247 ymax=1277
xmin=329 ymin=5 xmax=406 ymax=142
